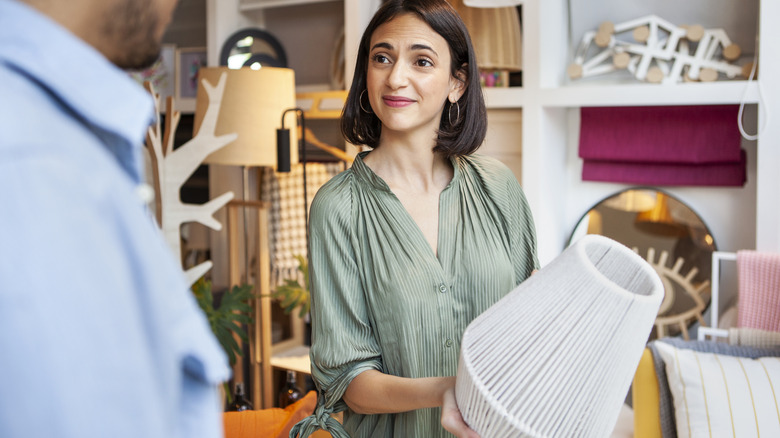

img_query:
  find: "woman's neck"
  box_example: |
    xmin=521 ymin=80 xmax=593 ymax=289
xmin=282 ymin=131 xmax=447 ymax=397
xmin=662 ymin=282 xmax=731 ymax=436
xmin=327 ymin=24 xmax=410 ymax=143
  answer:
xmin=363 ymin=132 xmax=452 ymax=195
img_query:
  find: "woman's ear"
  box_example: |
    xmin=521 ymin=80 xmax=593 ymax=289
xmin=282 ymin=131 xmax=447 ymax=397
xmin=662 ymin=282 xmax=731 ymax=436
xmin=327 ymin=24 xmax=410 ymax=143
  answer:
xmin=449 ymin=63 xmax=468 ymax=102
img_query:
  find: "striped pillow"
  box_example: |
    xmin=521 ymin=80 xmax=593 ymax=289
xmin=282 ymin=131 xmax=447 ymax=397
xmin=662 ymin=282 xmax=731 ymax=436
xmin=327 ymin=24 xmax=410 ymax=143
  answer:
xmin=654 ymin=341 xmax=780 ymax=437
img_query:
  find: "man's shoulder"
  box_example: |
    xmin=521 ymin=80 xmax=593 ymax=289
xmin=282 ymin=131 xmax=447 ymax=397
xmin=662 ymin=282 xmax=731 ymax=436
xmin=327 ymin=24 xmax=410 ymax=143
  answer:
xmin=0 ymin=65 xmax=87 ymax=152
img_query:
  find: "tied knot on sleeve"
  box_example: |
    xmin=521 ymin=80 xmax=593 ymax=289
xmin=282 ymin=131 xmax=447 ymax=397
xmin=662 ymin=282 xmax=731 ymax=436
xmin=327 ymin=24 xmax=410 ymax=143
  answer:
xmin=289 ymin=403 xmax=350 ymax=438
xmin=316 ymin=405 xmax=341 ymax=431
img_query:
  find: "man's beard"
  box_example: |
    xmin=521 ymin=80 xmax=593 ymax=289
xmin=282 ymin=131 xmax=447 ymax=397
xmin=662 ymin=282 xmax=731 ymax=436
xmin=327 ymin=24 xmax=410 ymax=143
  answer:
xmin=103 ymin=0 xmax=163 ymax=70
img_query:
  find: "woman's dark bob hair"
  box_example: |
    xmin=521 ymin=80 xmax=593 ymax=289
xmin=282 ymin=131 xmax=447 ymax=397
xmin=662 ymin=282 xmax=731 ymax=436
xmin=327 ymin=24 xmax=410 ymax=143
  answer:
xmin=340 ymin=0 xmax=487 ymax=157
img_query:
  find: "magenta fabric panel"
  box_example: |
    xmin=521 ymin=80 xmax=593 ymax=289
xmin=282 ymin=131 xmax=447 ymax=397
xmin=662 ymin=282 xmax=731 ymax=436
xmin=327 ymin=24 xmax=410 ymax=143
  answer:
xmin=737 ymin=250 xmax=780 ymax=332
xmin=581 ymin=149 xmax=747 ymax=186
xmin=579 ymin=105 xmax=742 ymax=164
xmin=579 ymin=105 xmax=746 ymax=186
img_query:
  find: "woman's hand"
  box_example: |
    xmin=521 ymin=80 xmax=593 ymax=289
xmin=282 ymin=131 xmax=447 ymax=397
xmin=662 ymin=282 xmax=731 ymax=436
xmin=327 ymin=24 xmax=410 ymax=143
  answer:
xmin=343 ymin=370 xmax=480 ymax=437
xmin=440 ymin=385 xmax=481 ymax=438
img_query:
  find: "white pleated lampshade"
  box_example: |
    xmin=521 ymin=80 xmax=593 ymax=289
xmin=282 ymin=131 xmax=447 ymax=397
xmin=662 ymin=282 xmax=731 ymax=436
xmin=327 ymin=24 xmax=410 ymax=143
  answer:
xmin=456 ymin=234 xmax=663 ymax=437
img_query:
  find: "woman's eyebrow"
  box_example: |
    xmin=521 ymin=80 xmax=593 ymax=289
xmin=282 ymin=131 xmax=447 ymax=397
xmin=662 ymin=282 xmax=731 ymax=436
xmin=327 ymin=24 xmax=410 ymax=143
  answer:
xmin=410 ymin=43 xmax=437 ymax=56
xmin=370 ymin=42 xmax=439 ymax=57
xmin=371 ymin=42 xmax=394 ymax=51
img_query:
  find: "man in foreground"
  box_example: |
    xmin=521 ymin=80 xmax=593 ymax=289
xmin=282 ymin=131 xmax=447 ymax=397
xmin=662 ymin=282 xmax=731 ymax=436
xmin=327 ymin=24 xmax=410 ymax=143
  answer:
xmin=0 ymin=1 xmax=229 ymax=436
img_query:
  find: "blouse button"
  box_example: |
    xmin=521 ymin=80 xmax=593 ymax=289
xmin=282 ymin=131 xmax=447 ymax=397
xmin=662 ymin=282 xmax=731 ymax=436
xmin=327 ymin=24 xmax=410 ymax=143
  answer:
xmin=445 ymin=338 xmax=453 ymax=348
xmin=438 ymin=284 xmax=447 ymax=293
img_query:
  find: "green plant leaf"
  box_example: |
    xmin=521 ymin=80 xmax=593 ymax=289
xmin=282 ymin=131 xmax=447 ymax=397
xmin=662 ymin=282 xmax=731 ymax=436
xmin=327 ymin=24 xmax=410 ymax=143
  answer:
xmin=267 ymin=255 xmax=311 ymax=318
xmin=230 ymin=313 xmax=253 ymax=325
xmin=191 ymin=278 xmax=255 ymax=367
xmin=294 ymin=254 xmax=309 ymax=291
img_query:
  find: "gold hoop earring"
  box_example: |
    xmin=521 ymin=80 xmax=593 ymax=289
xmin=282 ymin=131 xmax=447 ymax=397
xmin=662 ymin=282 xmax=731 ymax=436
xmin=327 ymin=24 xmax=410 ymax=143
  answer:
xmin=448 ymin=100 xmax=460 ymax=126
xmin=360 ymin=90 xmax=373 ymax=114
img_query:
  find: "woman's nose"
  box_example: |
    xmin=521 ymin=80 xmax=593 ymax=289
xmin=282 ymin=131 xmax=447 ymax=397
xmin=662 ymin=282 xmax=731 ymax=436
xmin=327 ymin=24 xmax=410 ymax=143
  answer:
xmin=387 ymin=62 xmax=409 ymax=89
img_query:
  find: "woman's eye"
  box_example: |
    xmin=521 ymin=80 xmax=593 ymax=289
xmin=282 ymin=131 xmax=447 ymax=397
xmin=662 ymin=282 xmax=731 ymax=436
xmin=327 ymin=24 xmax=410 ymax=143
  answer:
xmin=416 ymin=58 xmax=433 ymax=67
xmin=373 ymin=54 xmax=390 ymax=64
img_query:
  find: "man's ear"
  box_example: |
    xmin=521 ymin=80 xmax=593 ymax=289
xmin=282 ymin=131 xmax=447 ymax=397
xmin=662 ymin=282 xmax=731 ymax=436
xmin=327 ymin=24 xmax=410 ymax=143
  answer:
xmin=450 ymin=63 xmax=468 ymax=102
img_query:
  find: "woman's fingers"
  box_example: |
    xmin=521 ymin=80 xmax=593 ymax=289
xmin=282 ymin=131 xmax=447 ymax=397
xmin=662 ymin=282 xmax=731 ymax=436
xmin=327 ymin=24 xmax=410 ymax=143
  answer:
xmin=440 ymin=387 xmax=481 ymax=438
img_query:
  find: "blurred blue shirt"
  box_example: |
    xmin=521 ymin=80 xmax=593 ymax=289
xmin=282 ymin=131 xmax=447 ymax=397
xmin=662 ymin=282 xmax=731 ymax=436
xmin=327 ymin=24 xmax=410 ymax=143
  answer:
xmin=0 ymin=1 xmax=230 ymax=437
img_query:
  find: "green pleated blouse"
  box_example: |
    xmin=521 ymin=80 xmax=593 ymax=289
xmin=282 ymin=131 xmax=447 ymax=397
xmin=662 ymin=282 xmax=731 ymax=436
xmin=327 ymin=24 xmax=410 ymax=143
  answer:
xmin=293 ymin=152 xmax=539 ymax=438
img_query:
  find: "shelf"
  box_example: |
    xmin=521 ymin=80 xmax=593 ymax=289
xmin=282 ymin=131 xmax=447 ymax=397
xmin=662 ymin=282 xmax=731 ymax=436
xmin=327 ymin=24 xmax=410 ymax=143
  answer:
xmin=269 ymin=344 xmax=311 ymax=375
xmin=539 ymin=80 xmax=759 ymax=108
xmin=296 ymin=90 xmax=348 ymax=119
xmin=483 ymin=80 xmax=759 ymax=109
xmin=483 ymin=87 xmax=524 ymax=109
xmin=239 ymin=0 xmax=339 ymax=11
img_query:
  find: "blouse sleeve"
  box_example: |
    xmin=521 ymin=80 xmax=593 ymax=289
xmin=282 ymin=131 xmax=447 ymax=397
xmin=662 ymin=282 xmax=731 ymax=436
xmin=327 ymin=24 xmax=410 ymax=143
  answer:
xmin=504 ymin=168 xmax=540 ymax=280
xmin=291 ymin=177 xmax=382 ymax=438
xmin=471 ymin=155 xmax=540 ymax=282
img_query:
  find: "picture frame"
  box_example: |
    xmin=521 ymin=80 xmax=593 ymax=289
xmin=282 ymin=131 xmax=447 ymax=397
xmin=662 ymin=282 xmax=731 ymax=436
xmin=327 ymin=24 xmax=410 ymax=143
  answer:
xmin=127 ymin=44 xmax=176 ymax=102
xmin=175 ymin=47 xmax=208 ymax=113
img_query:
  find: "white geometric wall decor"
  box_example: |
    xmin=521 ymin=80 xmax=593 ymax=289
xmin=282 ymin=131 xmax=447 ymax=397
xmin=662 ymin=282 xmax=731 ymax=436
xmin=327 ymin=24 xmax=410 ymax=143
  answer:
xmin=569 ymin=15 xmax=747 ymax=84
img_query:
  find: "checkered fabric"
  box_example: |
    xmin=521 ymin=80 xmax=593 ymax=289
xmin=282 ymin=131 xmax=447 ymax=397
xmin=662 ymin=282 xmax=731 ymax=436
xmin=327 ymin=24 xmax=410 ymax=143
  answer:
xmin=737 ymin=250 xmax=780 ymax=331
xmin=261 ymin=163 xmax=342 ymax=286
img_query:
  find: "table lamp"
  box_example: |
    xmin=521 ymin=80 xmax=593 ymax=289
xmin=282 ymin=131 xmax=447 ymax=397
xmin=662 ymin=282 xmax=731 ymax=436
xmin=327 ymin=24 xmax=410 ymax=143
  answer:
xmin=193 ymin=66 xmax=298 ymax=290
xmin=193 ymin=66 xmax=298 ymax=408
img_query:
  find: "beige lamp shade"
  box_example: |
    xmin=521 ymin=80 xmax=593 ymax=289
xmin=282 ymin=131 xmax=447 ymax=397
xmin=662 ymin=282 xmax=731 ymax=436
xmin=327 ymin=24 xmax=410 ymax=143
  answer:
xmin=452 ymin=0 xmax=522 ymax=71
xmin=193 ymin=66 xmax=298 ymax=168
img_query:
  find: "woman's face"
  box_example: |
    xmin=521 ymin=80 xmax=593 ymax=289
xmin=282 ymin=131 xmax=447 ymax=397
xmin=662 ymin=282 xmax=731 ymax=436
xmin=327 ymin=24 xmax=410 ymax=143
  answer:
xmin=366 ymin=13 xmax=464 ymax=140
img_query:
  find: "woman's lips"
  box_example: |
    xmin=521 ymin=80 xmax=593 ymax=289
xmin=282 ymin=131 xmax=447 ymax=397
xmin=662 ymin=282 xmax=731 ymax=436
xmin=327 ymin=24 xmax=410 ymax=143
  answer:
xmin=382 ymin=96 xmax=415 ymax=108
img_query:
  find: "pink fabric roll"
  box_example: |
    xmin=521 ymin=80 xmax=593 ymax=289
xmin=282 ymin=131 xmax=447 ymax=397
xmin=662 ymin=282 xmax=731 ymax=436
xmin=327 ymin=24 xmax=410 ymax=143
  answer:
xmin=737 ymin=250 xmax=780 ymax=331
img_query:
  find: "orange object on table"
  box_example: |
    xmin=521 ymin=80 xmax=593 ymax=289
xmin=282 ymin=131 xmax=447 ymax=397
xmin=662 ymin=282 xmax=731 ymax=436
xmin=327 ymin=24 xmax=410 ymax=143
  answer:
xmin=224 ymin=390 xmax=331 ymax=438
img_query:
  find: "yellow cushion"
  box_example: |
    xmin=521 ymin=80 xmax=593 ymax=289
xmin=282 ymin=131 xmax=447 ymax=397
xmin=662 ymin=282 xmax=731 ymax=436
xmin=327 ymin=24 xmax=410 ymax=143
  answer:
xmin=633 ymin=348 xmax=662 ymax=438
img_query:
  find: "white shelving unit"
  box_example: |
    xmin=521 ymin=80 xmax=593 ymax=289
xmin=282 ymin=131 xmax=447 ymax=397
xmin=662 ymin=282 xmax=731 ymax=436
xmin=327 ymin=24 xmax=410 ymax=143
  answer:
xmin=519 ymin=0 xmax=777 ymax=266
xmin=206 ymin=0 xmax=779 ymax=272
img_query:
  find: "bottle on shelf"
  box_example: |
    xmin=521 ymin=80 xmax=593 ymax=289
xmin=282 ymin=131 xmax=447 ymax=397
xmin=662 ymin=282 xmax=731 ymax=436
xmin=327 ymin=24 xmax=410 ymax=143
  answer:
xmin=279 ymin=370 xmax=303 ymax=408
xmin=228 ymin=382 xmax=253 ymax=412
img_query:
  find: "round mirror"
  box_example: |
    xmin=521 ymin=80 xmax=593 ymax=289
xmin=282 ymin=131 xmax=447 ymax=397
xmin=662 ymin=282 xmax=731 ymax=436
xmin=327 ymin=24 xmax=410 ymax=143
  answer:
xmin=219 ymin=28 xmax=288 ymax=69
xmin=569 ymin=187 xmax=716 ymax=340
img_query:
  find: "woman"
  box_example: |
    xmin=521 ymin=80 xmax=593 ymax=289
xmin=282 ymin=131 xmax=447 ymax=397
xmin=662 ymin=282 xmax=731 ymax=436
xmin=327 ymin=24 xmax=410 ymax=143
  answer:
xmin=291 ymin=1 xmax=538 ymax=437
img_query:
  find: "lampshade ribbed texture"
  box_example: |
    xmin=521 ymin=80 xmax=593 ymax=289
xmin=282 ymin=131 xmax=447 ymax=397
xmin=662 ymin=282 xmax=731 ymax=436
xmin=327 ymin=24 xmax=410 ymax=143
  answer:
xmin=456 ymin=234 xmax=663 ymax=437
xmin=451 ymin=0 xmax=522 ymax=71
